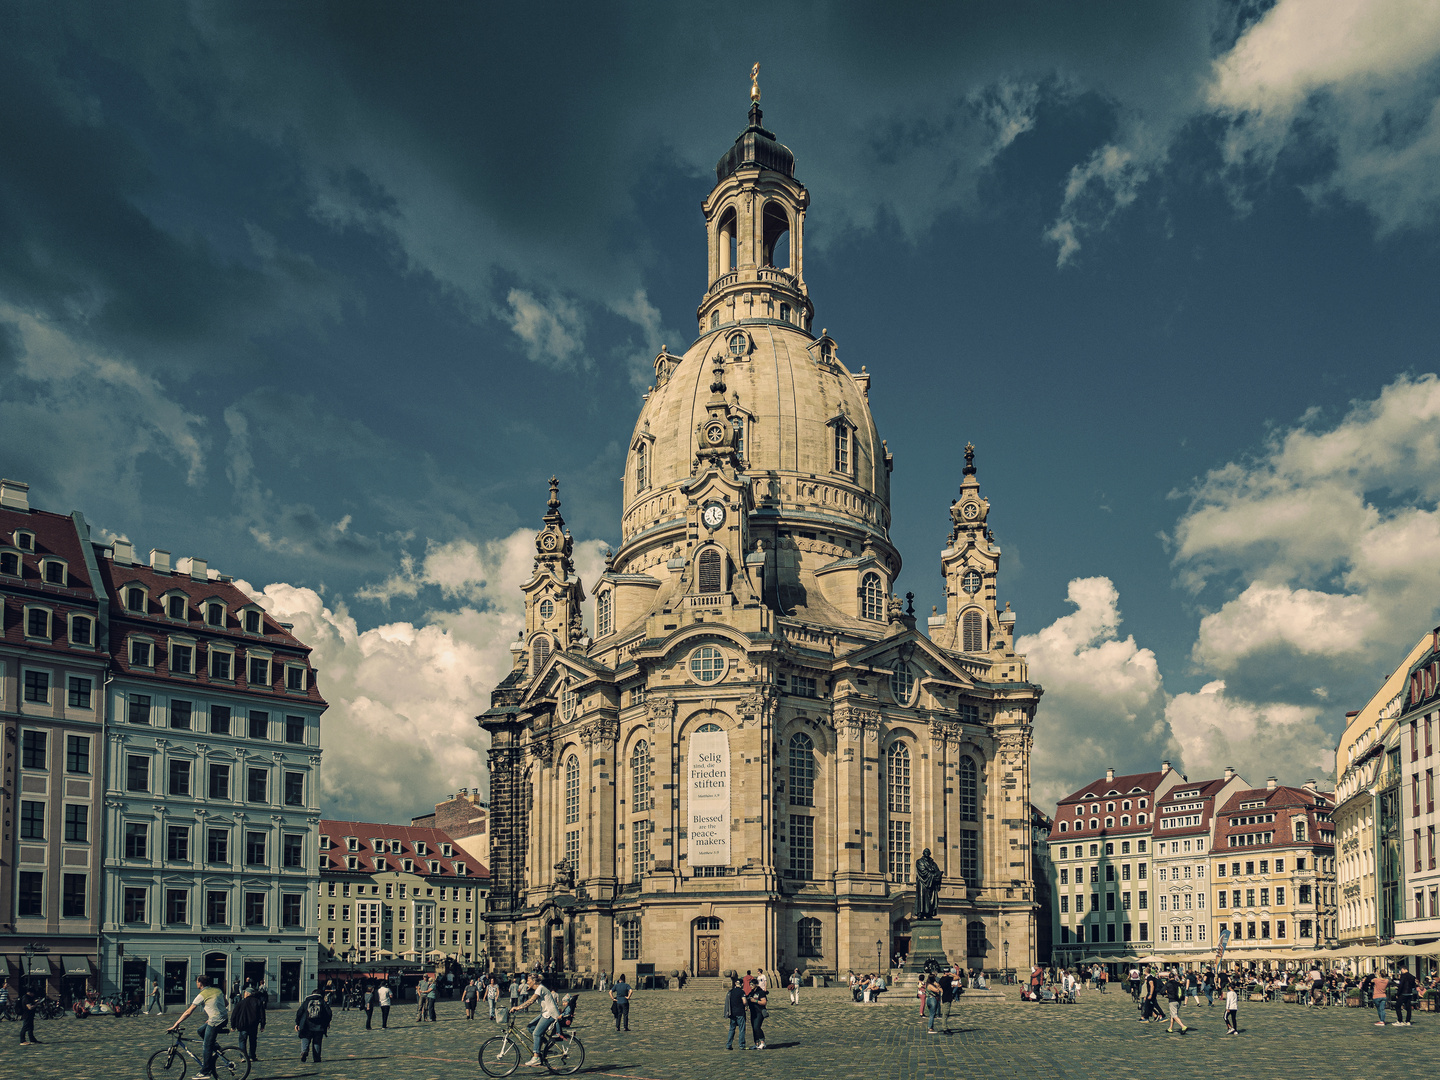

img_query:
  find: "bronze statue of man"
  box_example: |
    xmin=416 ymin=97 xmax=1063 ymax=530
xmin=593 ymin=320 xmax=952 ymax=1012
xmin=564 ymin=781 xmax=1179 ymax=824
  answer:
xmin=914 ymin=848 xmax=942 ymax=919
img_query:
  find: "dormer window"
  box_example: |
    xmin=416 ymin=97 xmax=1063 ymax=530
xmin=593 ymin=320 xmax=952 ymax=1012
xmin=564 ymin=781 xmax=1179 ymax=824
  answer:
xmin=319 ymin=836 xmax=331 ymax=850
xmin=130 ymin=637 xmax=154 ymax=668
xmin=861 ymin=572 xmax=884 ymax=621
xmin=205 ymin=602 xmax=225 ymax=627
xmin=69 ymin=614 xmax=94 ymax=646
xmin=41 ymin=559 xmax=67 ymax=586
xmin=0 ymin=551 xmax=18 ymax=576
xmin=402 ymin=858 xmax=414 ymax=872
xmin=247 ymin=653 xmax=271 ymax=687
xmin=415 ymin=841 xmax=427 ymax=856
xmin=727 ymin=330 xmax=749 ymax=357
xmin=390 ymin=840 xmax=402 ymax=853
xmin=441 ymin=843 xmax=453 ymax=857
xmin=286 ymin=665 xmax=307 ymax=692
xmin=455 ymin=862 xmax=467 ymax=875
xmin=13 ymin=530 xmax=34 ymax=551
xmin=125 ymin=585 xmax=148 ymax=613
xmin=834 ymin=422 xmax=850 ymax=473
xmin=429 ymin=860 xmax=440 ymax=874
xmin=166 ymin=594 xmax=188 ymax=620
xmin=25 ymin=606 xmax=52 ymax=639
xmin=243 ymin=608 xmax=263 ymax=634
xmin=374 ymin=858 xmax=387 ymax=872
xmin=346 ymin=837 xmax=359 ymax=852
xmin=820 ymin=341 xmax=832 ymax=363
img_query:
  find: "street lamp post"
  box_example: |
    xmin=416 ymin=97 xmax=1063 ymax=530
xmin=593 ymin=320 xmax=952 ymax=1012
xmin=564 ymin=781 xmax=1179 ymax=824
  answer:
xmin=876 ymin=940 xmax=883 ymax=975
xmin=1003 ymin=939 xmax=1009 ymax=980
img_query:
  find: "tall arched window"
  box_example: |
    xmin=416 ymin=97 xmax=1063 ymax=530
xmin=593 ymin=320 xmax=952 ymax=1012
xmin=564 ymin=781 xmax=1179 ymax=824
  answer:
xmin=697 ymin=549 xmax=722 ymax=594
xmin=958 ymin=756 xmax=978 ymax=821
xmin=834 ymin=423 xmax=850 ymax=473
xmin=797 ymin=916 xmax=822 ymax=956
xmin=962 ymin=610 xmax=984 ymax=652
xmin=630 ymin=740 xmax=650 ymax=812
xmin=531 ymin=635 xmax=550 ymax=674
xmin=596 ymin=590 xmax=613 ymax=638
xmin=861 ymin=573 xmax=883 ymax=621
xmin=888 ymin=743 xmax=910 ymax=814
xmin=789 ymin=733 xmax=815 ymax=806
xmin=565 ymin=755 xmax=580 ymax=825
xmin=635 ymin=442 xmax=648 ymax=493
xmin=731 ymin=416 xmax=745 ymax=460
xmin=966 ymin=921 xmax=987 ymax=956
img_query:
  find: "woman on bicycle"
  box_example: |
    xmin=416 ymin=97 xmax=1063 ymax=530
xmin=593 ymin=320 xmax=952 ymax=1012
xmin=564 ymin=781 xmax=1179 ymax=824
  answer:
xmin=517 ymin=973 xmax=563 ymax=1068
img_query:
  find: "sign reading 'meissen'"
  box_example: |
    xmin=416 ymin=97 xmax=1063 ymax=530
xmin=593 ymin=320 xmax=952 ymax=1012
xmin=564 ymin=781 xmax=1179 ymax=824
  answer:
xmin=688 ymin=728 xmax=730 ymax=867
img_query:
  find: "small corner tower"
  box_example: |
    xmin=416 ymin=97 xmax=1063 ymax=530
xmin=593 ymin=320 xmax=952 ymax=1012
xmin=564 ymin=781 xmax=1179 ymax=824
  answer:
xmin=932 ymin=444 xmax=1016 ymax=659
xmin=520 ymin=477 xmax=587 ymax=676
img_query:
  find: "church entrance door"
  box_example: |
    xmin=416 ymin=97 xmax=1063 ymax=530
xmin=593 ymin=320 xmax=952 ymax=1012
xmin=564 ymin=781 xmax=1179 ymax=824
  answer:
xmin=696 ymin=936 xmax=720 ymax=977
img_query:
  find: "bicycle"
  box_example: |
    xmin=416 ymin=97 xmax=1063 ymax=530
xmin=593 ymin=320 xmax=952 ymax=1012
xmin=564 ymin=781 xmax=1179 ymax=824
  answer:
xmin=146 ymin=1027 xmax=252 ymax=1080
xmin=478 ymin=1010 xmax=585 ymax=1076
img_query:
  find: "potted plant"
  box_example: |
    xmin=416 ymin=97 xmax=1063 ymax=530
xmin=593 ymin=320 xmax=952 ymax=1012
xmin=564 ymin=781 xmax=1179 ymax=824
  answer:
xmin=1345 ymin=989 xmax=1364 ymax=1007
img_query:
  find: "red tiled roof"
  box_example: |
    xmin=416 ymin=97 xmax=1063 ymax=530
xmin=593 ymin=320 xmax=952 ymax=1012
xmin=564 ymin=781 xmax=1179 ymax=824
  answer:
xmin=1057 ymin=770 xmax=1168 ymax=805
xmin=318 ymin=819 xmax=490 ymax=879
xmin=1153 ymin=777 xmax=1229 ymax=837
xmin=1 ymin=506 xmax=105 ymax=658
xmin=1213 ymin=786 xmax=1336 ymax=853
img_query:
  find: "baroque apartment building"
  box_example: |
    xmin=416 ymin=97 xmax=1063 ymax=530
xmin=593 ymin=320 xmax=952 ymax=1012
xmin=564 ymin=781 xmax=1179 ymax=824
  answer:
xmin=480 ymin=93 xmax=1043 ymax=980
xmin=1049 ymin=764 xmax=1184 ymax=961
xmin=1395 ymin=629 xmax=1440 ymax=942
xmin=1151 ymin=770 xmax=1248 ymax=953
xmin=98 ymin=541 xmax=326 ymax=1004
xmin=1210 ymin=781 xmax=1338 ymax=955
xmin=318 ymin=821 xmax=488 ymax=967
xmin=1 ymin=480 xmax=108 ymax=1002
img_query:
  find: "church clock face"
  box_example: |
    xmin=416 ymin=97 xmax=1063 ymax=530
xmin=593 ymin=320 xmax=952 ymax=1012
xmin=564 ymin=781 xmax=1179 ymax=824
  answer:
xmin=705 ymin=422 xmax=727 ymax=445
xmin=701 ymin=502 xmax=726 ymax=530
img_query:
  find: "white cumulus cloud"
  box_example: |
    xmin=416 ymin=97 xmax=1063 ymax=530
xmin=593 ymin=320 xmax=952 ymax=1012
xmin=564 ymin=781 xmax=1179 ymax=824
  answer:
xmin=1166 ymin=680 xmax=1334 ymax=785
xmin=505 ymin=288 xmax=588 ymax=371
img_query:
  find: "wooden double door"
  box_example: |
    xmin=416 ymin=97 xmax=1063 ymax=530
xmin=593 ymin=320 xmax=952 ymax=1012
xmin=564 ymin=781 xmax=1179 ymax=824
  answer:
xmin=696 ymin=935 xmax=720 ymax=977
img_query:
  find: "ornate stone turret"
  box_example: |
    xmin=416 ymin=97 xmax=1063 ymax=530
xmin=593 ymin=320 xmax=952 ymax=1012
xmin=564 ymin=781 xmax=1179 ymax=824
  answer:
xmin=520 ymin=477 xmax=586 ymax=677
xmin=931 ymin=445 xmax=1016 ymax=658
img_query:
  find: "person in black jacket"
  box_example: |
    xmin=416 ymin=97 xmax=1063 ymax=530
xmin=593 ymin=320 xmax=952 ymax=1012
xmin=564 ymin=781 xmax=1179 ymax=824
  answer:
xmin=295 ymin=990 xmax=333 ymax=1063
xmin=724 ymin=977 xmax=747 ymax=1050
xmin=231 ymin=987 xmax=266 ymax=1062
xmin=18 ymin=987 xmax=41 ymax=1046
xmin=1394 ymin=962 xmax=1418 ymax=1026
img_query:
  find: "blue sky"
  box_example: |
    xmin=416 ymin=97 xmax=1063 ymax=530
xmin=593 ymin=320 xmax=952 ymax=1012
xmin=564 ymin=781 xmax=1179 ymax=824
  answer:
xmin=4 ymin=1 xmax=1440 ymax=822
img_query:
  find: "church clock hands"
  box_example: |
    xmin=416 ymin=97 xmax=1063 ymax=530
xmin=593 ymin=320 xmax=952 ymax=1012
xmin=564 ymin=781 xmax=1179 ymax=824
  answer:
xmin=701 ymin=502 xmax=726 ymax=530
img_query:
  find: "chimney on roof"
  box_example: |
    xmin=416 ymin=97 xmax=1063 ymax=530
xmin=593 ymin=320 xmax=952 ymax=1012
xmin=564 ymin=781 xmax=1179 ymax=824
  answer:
xmin=0 ymin=478 xmax=30 ymax=511
xmin=1303 ymin=778 xmax=1317 ymax=792
xmin=1266 ymin=776 xmax=1278 ymax=791
xmin=149 ymin=549 xmax=171 ymax=573
xmin=1224 ymin=766 xmax=1234 ymax=781
xmin=112 ymin=539 xmax=134 ymax=565
xmin=1105 ymin=767 xmax=1114 ymax=782
xmin=1162 ymin=759 xmax=1171 ymax=773
xmin=177 ymin=556 xmax=208 ymax=581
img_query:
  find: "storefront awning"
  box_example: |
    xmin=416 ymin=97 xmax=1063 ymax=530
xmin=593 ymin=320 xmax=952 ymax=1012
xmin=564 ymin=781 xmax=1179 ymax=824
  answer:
xmin=24 ymin=954 xmax=53 ymax=975
xmin=2 ymin=955 xmax=21 ymax=972
xmin=62 ymin=955 xmax=95 ymax=976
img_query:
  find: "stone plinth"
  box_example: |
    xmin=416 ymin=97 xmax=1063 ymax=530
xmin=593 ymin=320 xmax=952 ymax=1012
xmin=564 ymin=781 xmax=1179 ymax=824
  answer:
xmin=902 ymin=919 xmax=948 ymax=972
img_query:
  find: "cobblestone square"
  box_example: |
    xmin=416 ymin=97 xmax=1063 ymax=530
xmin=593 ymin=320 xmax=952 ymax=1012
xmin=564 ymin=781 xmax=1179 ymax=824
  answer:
xmin=2 ymin=985 xmax=1435 ymax=1080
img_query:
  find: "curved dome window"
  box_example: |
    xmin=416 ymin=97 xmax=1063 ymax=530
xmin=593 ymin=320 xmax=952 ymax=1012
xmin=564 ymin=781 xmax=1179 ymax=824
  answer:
xmin=710 ymin=310 xmax=720 ymax=330
xmin=889 ymin=664 xmax=916 ymax=706
xmin=689 ymin=645 xmax=725 ymax=684
xmin=539 ymin=599 xmax=555 ymax=620
xmin=962 ymin=570 xmax=982 ymax=596
xmin=861 ymin=573 xmax=883 ymax=621
xmin=728 ymin=331 xmax=748 ymax=357
xmin=779 ymin=302 xmax=791 ymax=323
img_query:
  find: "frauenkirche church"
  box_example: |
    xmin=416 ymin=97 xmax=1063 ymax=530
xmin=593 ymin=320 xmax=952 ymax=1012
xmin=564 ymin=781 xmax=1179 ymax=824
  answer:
xmin=480 ymin=82 xmax=1042 ymax=980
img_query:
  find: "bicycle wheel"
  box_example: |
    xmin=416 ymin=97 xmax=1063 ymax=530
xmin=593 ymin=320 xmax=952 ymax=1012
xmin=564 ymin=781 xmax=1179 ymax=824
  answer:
xmin=147 ymin=1047 xmax=188 ymax=1080
xmin=542 ymin=1033 xmax=584 ymax=1075
xmin=479 ymin=1034 xmax=522 ymax=1077
xmin=215 ymin=1047 xmax=252 ymax=1080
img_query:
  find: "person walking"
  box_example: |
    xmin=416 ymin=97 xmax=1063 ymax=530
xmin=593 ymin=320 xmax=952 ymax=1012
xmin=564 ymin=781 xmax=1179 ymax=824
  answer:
xmin=1224 ymin=984 xmax=1239 ymax=1034
xmin=295 ymin=986 xmax=333 ymax=1063
xmin=463 ymin=977 xmax=479 ymax=1020
xmin=788 ymin=968 xmax=800 ymax=1005
xmin=745 ymin=977 xmax=768 ymax=1049
xmin=377 ymin=981 xmax=392 ymax=1028
xmin=923 ymin=972 xmax=942 ymax=1034
xmin=18 ymin=985 xmax=41 ymax=1046
xmin=485 ymin=976 xmax=500 ymax=1020
xmin=167 ymin=976 xmax=226 ymax=1078
xmin=508 ymin=974 xmax=522 ymax=1013
xmin=414 ymin=975 xmax=430 ymax=1023
xmin=1370 ymin=969 xmax=1390 ymax=1025
xmin=147 ymin=978 xmax=165 ymax=1015
xmin=363 ymin=983 xmax=378 ymax=1030
xmin=724 ymin=976 xmax=747 ymax=1050
xmin=610 ymin=973 xmax=631 ymax=1032
xmin=425 ymin=974 xmax=438 ymax=1022
xmin=1165 ymin=971 xmax=1188 ymax=1034
xmin=231 ymin=986 xmax=266 ymax=1062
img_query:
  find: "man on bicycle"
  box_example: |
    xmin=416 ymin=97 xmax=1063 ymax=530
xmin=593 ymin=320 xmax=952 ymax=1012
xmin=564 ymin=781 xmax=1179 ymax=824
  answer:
xmin=516 ymin=972 xmax=563 ymax=1067
xmin=166 ymin=975 xmax=226 ymax=1079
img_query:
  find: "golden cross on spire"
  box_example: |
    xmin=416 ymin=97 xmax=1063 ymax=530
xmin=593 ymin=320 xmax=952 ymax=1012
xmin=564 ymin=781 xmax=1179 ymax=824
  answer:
xmin=750 ymin=62 xmax=761 ymax=103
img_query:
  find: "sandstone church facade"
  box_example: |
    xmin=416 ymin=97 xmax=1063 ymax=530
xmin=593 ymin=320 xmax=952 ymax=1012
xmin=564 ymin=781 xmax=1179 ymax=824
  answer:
xmin=480 ymin=92 xmax=1042 ymax=980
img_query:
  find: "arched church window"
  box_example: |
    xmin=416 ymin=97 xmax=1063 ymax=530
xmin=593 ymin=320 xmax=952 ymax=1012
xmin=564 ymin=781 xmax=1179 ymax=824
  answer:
xmin=962 ymin=570 xmax=982 ymax=596
xmin=531 ymin=635 xmax=550 ymax=674
xmin=539 ymin=599 xmax=554 ymax=620
xmin=861 ymin=573 xmax=883 ymax=621
xmin=959 ymin=756 xmax=978 ymax=821
xmin=889 ymin=664 xmax=915 ymax=706
xmin=834 ymin=423 xmax=850 ymax=473
xmin=565 ymin=755 xmax=580 ymax=825
xmin=731 ymin=416 xmax=745 ymax=460
xmin=797 ymin=916 xmax=822 ymax=956
xmin=689 ymin=646 xmax=725 ymax=683
xmin=789 ymin=733 xmax=815 ymax=806
xmin=635 ymin=442 xmax=648 ymax=493
xmin=596 ymin=590 xmax=613 ymax=639
xmin=631 ymin=740 xmax=651 ymax=812
xmin=820 ymin=341 xmax=832 ymax=362
xmin=779 ymin=302 xmax=790 ymax=323
xmin=962 ymin=610 xmax=984 ymax=652
xmin=710 ymin=310 xmax=719 ymax=330
xmin=697 ymin=549 xmax=722 ymax=594
xmin=888 ymin=742 xmax=911 ymax=814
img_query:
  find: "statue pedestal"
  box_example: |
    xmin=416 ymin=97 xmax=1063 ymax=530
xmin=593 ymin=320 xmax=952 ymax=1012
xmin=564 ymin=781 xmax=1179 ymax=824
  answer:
xmin=902 ymin=919 xmax=948 ymax=972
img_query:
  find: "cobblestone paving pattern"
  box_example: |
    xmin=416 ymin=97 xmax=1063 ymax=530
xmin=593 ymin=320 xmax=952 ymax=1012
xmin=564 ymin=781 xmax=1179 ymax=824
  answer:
xmin=1 ymin=986 xmax=1435 ymax=1080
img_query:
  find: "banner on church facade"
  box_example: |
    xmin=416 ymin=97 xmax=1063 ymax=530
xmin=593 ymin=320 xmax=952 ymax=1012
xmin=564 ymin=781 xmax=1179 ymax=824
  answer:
xmin=687 ymin=728 xmax=730 ymax=866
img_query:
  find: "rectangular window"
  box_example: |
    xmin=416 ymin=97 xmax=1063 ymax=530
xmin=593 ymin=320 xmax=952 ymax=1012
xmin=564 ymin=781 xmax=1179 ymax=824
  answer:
xmin=207 ymin=829 xmax=229 ymax=863
xmin=126 ymin=755 xmax=150 ymax=792
xmin=207 ymin=891 xmax=228 ymax=925
xmin=1259 ymin=887 xmax=1270 ymax=906
xmin=125 ymin=822 xmax=148 ymax=859
xmin=27 ymin=609 xmax=51 ymax=639
xmin=287 ymin=667 xmax=306 ymax=692
xmin=631 ymin=818 xmax=650 ymax=882
xmin=249 ymin=658 xmax=269 ymax=687
xmin=285 ymin=715 xmax=305 ymax=744
xmin=1121 ymin=863 xmax=1131 ymax=880
xmin=888 ymin=818 xmax=911 ymax=883
xmin=128 ymin=694 xmax=152 ymax=725
xmin=64 ymin=804 xmax=88 ymax=843
xmin=1139 ymin=891 xmax=1148 ymax=909
xmin=170 ymin=644 xmax=193 ymax=674
xmin=208 ymin=763 xmax=230 ymax=800
xmin=245 ymin=893 xmax=266 ymax=926
xmin=20 ymin=801 xmax=45 ymax=839
xmin=788 ymin=815 xmax=814 ymax=881
xmin=1218 ymin=891 xmax=1227 ymax=909
xmin=124 ymin=886 xmax=147 ymax=922
xmin=22 ymin=730 xmax=47 ymax=767
xmin=247 ymin=768 xmax=267 ymax=803
xmin=1106 ymin=891 xmax=1116 ymax=911
xmin=170 ymin=700 xmax=193 ymax=730
xmin=210 ymin=650 xmax=231 ymax=680
xmin=621 ymin=922 xmax=641 ymax=960
xmin=960 ymin=828 xmax=979 ymax=886
xmin=18 ymin=872 xmax=44 ymax=917
xmin=68 ymin=677 xmax=92 ymax=709
xmin=282 ymin=894 xmax=303 ymax=928
xmin=565 ymin=829 xmax=580 ymax=872
xmin=168 ymin=759 xmax=191 ymax=796
xmin=70 ymin=615 xmax=91 ymax=644
xmin=1059 ymin=895 xmax=1069 ymax=913
xmin=131 ymin=639 xmax=153 ymax=667
xmin=248 ymin=710 xmax=268 ymax=739
xmin=1090 ymin=893 xmax=1099 ymax=912
xmin=167 ymin=825 xmax=190 ymax=861
xmin=1059 ymin=868 xmax=1068 ymax=885
xmin=166 ymin=889 xmax=188 ymax=924
xmin=1246 ymin=888 xmax=1256 ymax=907
xmin=1299 ymin=918 xmax=1312 ymax=938
xmin=1122 ymin=891 xmax=1132 ymax=910
xmin=283 ymin=834 xmax=304 ymax=869
xmin=210 ymin=705 xmax=231 ymax=735
xmin=284 ymin=771 xmax=304 ymax=806
xmin=1275 ymin=886 xmax=1285 ymax=905
xmin=246 ymin=831 xmax=267 ymax=865
xmin=59 ymin=873 xmax=85 ymax=917
xmin=65 ymin=734 xmax=90 ymax=774
xmin=834 ymin=423 xmax=850 ymax=472
xmin=1090 ymin=865 xmax=1099 ymax=883
xmin=1138 ymin=863 xmax=1147 ymax=879
xmin=24 ymin=670 xmax=50 ymax=703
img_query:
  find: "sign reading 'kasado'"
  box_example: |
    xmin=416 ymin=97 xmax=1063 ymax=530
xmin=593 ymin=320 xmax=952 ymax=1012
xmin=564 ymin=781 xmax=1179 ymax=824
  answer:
xmin=688 ymin=728 xmax=731 ymax=867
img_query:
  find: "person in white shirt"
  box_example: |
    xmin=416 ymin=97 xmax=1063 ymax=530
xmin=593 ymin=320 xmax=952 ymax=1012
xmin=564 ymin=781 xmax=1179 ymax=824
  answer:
xmin=1224 ymin=986 xmax=1239 ymax=1034
xmin=376 ymin=983 xmax=392 ymax=1028
xmin=167 ymin=976 xmax=227 ymax=1078
xmin=517 ymin=974 xmax=563 ymax=1067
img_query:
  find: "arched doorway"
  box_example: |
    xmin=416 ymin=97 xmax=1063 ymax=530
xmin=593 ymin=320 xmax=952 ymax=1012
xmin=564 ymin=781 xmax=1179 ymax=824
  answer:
xmin=204 ymin=952 xmax=228 ymax=992
xmin=693 ymin=916 xmax=722 ymax=977
xmin=892 ymin=918 xmax=911 ymax=965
